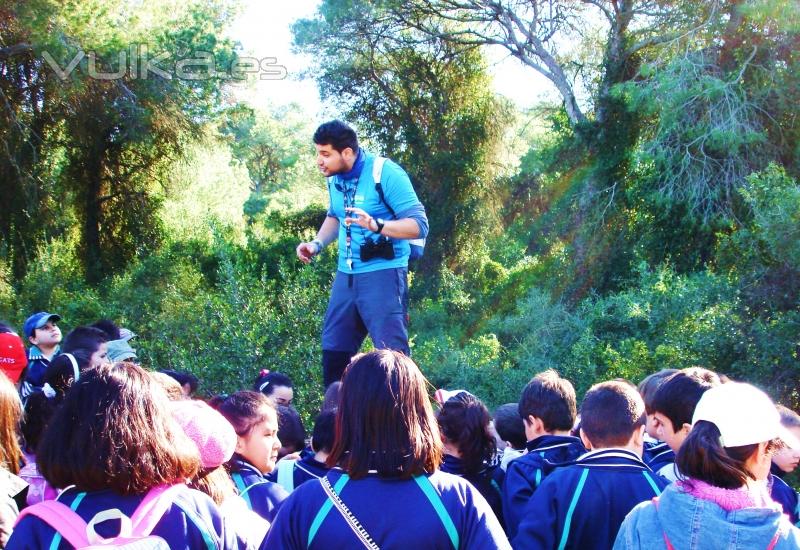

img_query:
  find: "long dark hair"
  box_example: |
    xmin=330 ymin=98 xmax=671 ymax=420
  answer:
xmin=676 ymin=420 xmax=772 ymax=489
xmin=437 ymin=392 xmax=495 ymax=475
xmin=38 ymin=362 xmax=200 ymax=494
xmin=328 ymin=350 xmax=442 ymax=479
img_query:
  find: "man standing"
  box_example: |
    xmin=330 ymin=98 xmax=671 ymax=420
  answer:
xmin=296 ymin=121 xmax=428 ymax=387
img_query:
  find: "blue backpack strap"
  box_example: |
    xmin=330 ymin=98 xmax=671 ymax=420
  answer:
xmin=276 ymin=459 xmax=296 ymax=493
xmin=308 ymin=473 xmax=350 ymax=547
xmin=414 ymin=475 xmax=459 ymax=550
xmin=50 ymin=491 xmax=87 ymax=550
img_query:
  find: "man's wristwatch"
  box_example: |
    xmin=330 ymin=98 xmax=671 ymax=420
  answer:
xmin=374 ymin=218 xmax=385 ymax=234
xmin=311 ymin=239 xmax=324 ymax=254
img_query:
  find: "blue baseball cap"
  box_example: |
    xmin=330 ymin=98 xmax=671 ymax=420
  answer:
xmin=23 ymin=312 xmax=62 ymax=340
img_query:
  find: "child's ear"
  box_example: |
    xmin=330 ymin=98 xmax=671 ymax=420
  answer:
xmin=579 ymin=428 xmax=593 ymax=451
xmin=680 ymin=422 xmax=692 ymax=436
xmin=234 ymin=438 xmax=245 ymax=454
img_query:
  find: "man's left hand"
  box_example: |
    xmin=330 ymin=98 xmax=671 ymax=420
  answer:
xmin=344 ymin=207 xmax=377 ymax=232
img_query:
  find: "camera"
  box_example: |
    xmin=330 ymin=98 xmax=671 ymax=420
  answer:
xmin=360 ymin=236 xmax=395 ymax=262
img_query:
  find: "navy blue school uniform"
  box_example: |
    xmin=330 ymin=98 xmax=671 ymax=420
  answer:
xmin=440 ymin=454 xmax=505 ymax=530
xmin=769 ymin=473 xmax=800 ymax=524
xmin=262 ymin=468 xmax=511 ymax=549
xmin=502 ymin=434 xmax=586 ymax=539
xmin=267 ymin=454 xmax=331 ymax=492
xmin=643 ymin=439 xmax=675 ymax=478
xmin=512 ymin=448 xmax=669 ymax=550
xmin=228 ymin=454 xmax=289 ymax=522
xmin=19 ymin=345 xmax=58 ymax=402
xmin=7 ymin=484 xmax=243 ymax=549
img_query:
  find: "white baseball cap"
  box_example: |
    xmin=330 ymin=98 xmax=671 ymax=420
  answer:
xmin=692 ymin=382 xmax=799 ymax=449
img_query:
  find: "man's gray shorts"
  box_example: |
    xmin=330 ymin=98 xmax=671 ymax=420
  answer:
xmin=321 ymin=267 xmax=409 ymax=355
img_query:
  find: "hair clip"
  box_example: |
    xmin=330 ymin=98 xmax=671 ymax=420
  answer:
xmin=260 ymin=369 xmax=270 ymax=377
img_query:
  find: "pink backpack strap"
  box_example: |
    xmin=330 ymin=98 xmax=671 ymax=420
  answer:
xmin=129 ymin=484 xmax=187 ymax=535
xmin=15 ymin=500 xmax=90 ymax=547
xmin=766 ymin=522 xmax=785 ymax=550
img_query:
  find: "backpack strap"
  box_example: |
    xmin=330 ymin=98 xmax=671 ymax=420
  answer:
xmin=372 ymin=157 xmax=397 ymax=220
xmin=413 ymin=475 xmax=459 ymax=550
xmin=308 ymin=473 xmax=350 ymax=547
xmin=62 ymin=352 xmax=80 ymax=382
xmin=276 ymin=458 xmax=296 ymax=493
xmin=129 ymin=484 xmax=186 ymax=535
xmin=651 ymin=497 xmax=676 ymax=550
xmin=15 ymin=500 xmax=90 ymax=548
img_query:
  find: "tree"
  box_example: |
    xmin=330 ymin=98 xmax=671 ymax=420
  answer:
xmin=0 ymin=0 xmax=238 ymax=282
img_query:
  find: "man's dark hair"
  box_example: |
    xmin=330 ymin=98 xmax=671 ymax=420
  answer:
xmin=651 ymin=368 xmax=720 ymax=432
xmin=580 ymin=381 xmax=646 ymax=448
xmin=313 ymin=120 xmax=358 ymax=153
xmin=518 ymin=369 xmax=576 ymax=433
xmin=311 ymin=410 xmax=336 ymax=454
xmin=493 ymin=403 xmax=527 ymax=450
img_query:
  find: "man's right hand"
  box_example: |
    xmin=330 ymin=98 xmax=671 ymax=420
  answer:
xmin=296 ymin=242 xmax=318 ymax=264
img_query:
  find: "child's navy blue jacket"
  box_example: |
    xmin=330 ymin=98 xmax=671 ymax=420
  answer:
xmin=770 ymin=473 xmax=799 ymax=524
xmin=502 ymin=434 xmax=586 ymax=539
xmin=262 ymin=468 xmax=511 ymax=549
xmin=228 ymin=454 xmax=289 ymax=522
xmin=643 ymin=440 xmax=675 ymax=478
xmin=7 ymin=485 xmax=243 ymax=549
xmin=440 ymin=454 xmax=504 ymax=530
xmin=512 ymin=448 xmax=669 ymax=550
xmin=267 ymin=454 xmax=331 ymax=492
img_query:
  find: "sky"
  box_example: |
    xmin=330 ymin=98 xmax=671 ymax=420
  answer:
xmin=226 ymin=0 xmax=559 ymax=116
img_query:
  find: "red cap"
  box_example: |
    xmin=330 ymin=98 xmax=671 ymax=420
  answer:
xmin=0 ymin=332 xmax=27 ymax=383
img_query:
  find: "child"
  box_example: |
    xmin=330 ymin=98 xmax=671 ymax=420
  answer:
xmin=0 ymin=372 xmax=26 ymax=547
xmin=503 ymin=370 xmax=586 ymax=539
xmin=614 ymin=382 xmax=800 ymax=549
xmin=216 ymin=390 xmax=288 ymax=522
xmin=269 ymin=410 xmax=335 ymax=493
xmin=0 ymin=330 xmax=27 ymax=385
xmin=437 ymin=391 xmax=504 ymax=528
xmin=493 ymin=403 xmax=527 ymax=471
xmin=276 ymin=404 xmax=306 ymax=460
xmin=159 ymin=369 xmax=199 ymax=397
xmin=171 ymin=398 xmax=269 ymax=548
xmin=7 ymin=362 xmax=241 ymax=549
xmin=513 ymin=380 xmax=669 ymax=550
xmin=770 ymin=405 xmax=800 ymax=523
xmin=650 ymin=367 xmax=720 ymax=481
xmin=637 ymin=369 xmax=678 ymax=476
xmin=253 ymin=369 xmax=294 ymax=406
xmin=263 ymin=349 xmax=510 ymax=549
xmin=18 ymin=392 xmax=59 ymax=504
xmin=40 ymin=326 xmax=110 ymax=398
xmin=19 ymin=312 xmax=61 ymax=401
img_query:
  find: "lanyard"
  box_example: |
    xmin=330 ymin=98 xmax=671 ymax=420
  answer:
xmin=337 ymin=177 xmax=359 ymax=271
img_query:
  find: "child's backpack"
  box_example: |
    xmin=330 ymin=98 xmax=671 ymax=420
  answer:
xmin=14 ymin=484 xmax=184 ymax=549
xmin=372 ymin=157 xmax=426 ymax=261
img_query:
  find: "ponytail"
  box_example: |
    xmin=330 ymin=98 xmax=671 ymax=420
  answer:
xmin=676 ymin=420 xmax=759 ymax=489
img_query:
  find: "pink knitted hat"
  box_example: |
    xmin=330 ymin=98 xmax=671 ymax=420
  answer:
xmin=171 ymin=400 xmax=237 ymax=468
